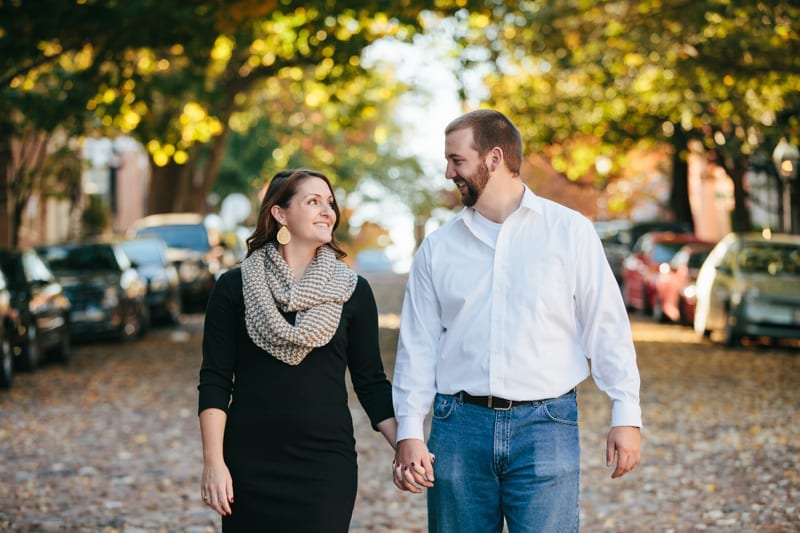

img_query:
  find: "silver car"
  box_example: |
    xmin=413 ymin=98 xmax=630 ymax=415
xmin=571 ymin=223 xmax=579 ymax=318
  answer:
xmin=694 ymin=231 xmax=800 ymax=347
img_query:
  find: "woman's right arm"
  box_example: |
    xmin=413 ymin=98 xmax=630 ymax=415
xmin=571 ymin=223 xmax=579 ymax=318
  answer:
xmin=200 ymin=407 xmax=233 ymax=516
xmin=197 ymin=270 xmax=241 ymax=516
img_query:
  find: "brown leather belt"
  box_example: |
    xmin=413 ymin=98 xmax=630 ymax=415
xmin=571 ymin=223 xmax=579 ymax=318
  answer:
xmin=456 ymin=389 xmax=575 ymax=411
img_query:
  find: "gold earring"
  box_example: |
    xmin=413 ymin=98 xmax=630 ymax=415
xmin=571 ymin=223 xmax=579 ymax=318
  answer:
xmin=276 ymin=225 xmax=291 ymax=245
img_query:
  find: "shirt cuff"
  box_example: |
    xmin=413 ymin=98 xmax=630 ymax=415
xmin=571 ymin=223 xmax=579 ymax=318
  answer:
xmin=610 ymin=400 xmax=642 ymax=429
xmin=396 ymin=414 xmax=427 ymax=443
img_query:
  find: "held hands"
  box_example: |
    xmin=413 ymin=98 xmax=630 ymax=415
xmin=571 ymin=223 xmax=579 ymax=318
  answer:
xmin=606 ymin=426 xmax=641 ymax=479
xmin=201 ymin=459 xmax=234 ymax=516
xmin=393 ymin=438 xmax=435 ymax=493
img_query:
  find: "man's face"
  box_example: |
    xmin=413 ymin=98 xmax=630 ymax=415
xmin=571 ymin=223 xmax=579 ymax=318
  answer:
xmin=445 ymin=128 xmax=490 ymax=207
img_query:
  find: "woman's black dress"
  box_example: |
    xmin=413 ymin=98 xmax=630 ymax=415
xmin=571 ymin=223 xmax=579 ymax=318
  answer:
xmin=198 ymin=268 xmax=394 ymax=532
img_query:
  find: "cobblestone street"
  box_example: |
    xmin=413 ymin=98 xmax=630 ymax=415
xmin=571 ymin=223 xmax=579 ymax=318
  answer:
xmin=1 ymin=273 xmax=798 ymax=532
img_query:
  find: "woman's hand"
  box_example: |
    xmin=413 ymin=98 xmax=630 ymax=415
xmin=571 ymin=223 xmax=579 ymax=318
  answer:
xmin=201 ymin=458 xmax=234 ymax=516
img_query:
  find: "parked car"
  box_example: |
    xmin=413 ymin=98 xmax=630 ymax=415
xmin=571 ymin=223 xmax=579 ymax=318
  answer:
xmin=121 ymin=237 xmax=182 ymax=325
xmin=599 ymin=219 xmax=692 ymax=286
xmin=694 ymin=231 xmax=800 ymax=347
xmin=37 ymin=241 xmax=149 ymax=342
xmin=652 ymin=242 xmax=715 ymax=324
xmin=0 ymin=269 xmax=13 ymax=388
xmin=128 ymin=213 xmax=221 ymax=310
xmin=0 ymin=248 xmax=72 ymax=372
xmin=621 ymin=231 xmax=710 ymax=314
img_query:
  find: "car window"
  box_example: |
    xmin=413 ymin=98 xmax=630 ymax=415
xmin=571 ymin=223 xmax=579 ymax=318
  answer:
xmin=134 ymin=225 xmax=210 ymax=252
xmin=652 ymin=242 xmax=686 ymax=264
xmin=122 ymin=240 xmax=165 ymax=265
xmin=738 ymin=243 xmax=800 ymax=275
xmin=41 ymin=245 xmax=120 ymax=271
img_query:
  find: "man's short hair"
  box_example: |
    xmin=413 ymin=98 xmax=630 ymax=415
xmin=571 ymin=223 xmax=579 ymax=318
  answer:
xmin=445 ymin=109 xmax=523 ymax=175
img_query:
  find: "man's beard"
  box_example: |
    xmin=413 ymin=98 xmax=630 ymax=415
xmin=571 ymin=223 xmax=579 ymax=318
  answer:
xmin=459 ymin=161 xmax=490 ymax=207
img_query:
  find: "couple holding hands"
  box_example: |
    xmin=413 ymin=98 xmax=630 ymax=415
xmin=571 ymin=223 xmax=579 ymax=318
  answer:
xmin=198 ymin=109 xmax=641 ymax=532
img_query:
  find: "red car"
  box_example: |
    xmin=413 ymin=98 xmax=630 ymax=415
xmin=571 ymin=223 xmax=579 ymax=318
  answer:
xmin=621 ymin=231 xmax=710 ymax=314
xmin=652 ymin=242 xmax=715 ymax=324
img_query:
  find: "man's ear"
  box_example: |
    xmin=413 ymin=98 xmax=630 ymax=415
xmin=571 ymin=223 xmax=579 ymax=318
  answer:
xmin=488 ymin=147 xmax=503 ymax=172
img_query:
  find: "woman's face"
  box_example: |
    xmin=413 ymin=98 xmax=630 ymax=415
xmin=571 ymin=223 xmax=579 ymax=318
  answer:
xmin=273 ymin=177 xmax=336 ymax=247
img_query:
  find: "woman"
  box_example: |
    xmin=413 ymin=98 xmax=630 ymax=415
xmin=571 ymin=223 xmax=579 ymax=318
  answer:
xmin=198 ymin=169 xmax=398 ymax=531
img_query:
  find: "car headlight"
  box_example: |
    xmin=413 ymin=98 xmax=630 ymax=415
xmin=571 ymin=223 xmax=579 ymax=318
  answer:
xmin=682 ymin=284 xmax=697 ymax=300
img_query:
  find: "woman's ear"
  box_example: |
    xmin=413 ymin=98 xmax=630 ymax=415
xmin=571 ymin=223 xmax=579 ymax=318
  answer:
xmin=270 ymin=205 xmax=283 ymax=225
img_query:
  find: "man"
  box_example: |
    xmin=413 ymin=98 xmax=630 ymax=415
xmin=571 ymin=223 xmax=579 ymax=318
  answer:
xmin=392 ymin=109 xmax=641 ymax=532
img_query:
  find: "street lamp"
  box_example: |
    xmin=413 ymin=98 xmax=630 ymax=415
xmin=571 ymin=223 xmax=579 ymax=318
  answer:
xmin=772 ymin=137 xmax=799 ymax=233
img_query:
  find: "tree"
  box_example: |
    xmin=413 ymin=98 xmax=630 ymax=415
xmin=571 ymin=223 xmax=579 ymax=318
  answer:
xmin=452 ymin=1 xmax=800 ymax=230
xmin=0 ymin=0 xmax=225 ymax=245
xmin=1 ymin=0 xmax=517 ymax=246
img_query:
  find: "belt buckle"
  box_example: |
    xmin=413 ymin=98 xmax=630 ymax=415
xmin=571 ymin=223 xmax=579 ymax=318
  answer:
xmin=489 ymin=396 xmax=513 ymax=410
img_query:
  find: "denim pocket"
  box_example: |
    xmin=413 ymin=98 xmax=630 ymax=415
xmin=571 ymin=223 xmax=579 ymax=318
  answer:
xmin=542 ymin=395 xmax=579 ymax=426
xmin=431 ymin=394 xmax=456 ymax=421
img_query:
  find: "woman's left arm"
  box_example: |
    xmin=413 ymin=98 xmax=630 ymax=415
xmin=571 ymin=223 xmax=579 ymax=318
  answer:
xmin=376 ymin=417 xmax=398 ymax=451
xmin=346 ymin=276 xmax=395 ymax=436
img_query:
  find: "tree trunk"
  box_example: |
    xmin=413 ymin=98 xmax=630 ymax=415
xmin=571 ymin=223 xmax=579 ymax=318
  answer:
xmin=668 ymin=130 xmax=694 ymax=229
xmin=186 ymin=126 xmax=231 ymax=214
xmin=729 ymin=153 xmax=751 ymax=232
xmin=148 ymin=160 xmax=187 ymax=214
xmin=0 ymin=137 xmax=13 ymax=247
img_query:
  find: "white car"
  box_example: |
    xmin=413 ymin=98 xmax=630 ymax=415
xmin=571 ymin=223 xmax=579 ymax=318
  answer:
xmin=693 ymin=231 xmax=800 ymax=346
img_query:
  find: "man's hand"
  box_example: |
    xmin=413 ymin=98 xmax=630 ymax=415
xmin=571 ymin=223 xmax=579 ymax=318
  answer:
xmin=606 ymin=426 xmax=641 ymax=479
xmin=393 ymin=438 xmax=435 ymax=493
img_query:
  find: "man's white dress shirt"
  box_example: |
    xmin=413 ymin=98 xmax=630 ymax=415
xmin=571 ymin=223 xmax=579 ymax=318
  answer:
xmin=393 ymin=187 xmax=642 ymax=442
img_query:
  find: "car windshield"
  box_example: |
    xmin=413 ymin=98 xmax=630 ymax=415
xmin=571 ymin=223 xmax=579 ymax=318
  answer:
xmin=134 ymin=225 xmax=209 ymax=252
xmin=652 ymin=242 xmax=687 ymax=264
xmin=122 ymin=240 xmax=164 ymax=265
xmin=40 ymin=245 xmax=119 ymax=272
xmin=737 ymin=243 xmax=800 ymax=275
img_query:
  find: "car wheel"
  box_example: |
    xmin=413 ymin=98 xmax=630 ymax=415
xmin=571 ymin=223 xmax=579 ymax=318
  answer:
xmin=167 ymin=294 xmax=182 ymax=325
xmin=723 ymin=310 xmax=741 ymax=348
xmin=138 ymin=304 xmax=150 ymax=337
xmin=119 ymin=309 xmax=141 ymax=342
xmin=652 ymin=298 xmax=666 ymax=323
xmin=53 ymin=327 xmax=71 ymax=365
xmin=642 ymin=286 xmax=653 ymax=315
xmin=0 ymin=335 xmax=13 ymax=389
xmin=17 ymin=322 xmax=41 ymax=371
xmin=621 ymin=282 xmax=633 ymax=311
xmin=677 ymin=299 xmax=688 ymax=325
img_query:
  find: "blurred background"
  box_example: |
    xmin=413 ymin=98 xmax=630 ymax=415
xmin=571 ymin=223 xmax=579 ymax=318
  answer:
xmin=2 ymin=1 xmax=798 ymax=271
xmin=1 ymin=2 xmax=800 ymax=531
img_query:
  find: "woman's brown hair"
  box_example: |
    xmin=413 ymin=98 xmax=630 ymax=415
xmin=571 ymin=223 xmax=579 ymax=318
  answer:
xmin=245 ymin=169 xmax=347 ymax=259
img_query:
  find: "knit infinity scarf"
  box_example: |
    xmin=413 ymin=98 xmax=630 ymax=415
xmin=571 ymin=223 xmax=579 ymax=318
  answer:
xmin=241 ymin=242 xmax=357 ymax=366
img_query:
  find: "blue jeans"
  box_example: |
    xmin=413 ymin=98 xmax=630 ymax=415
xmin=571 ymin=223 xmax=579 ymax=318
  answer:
xmin=427 ymin=390 xmax=580 ymax=533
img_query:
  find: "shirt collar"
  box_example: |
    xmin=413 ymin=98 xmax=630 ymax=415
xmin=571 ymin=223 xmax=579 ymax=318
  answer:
xmin=460 ymin=184 xmax=543 ymax=225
